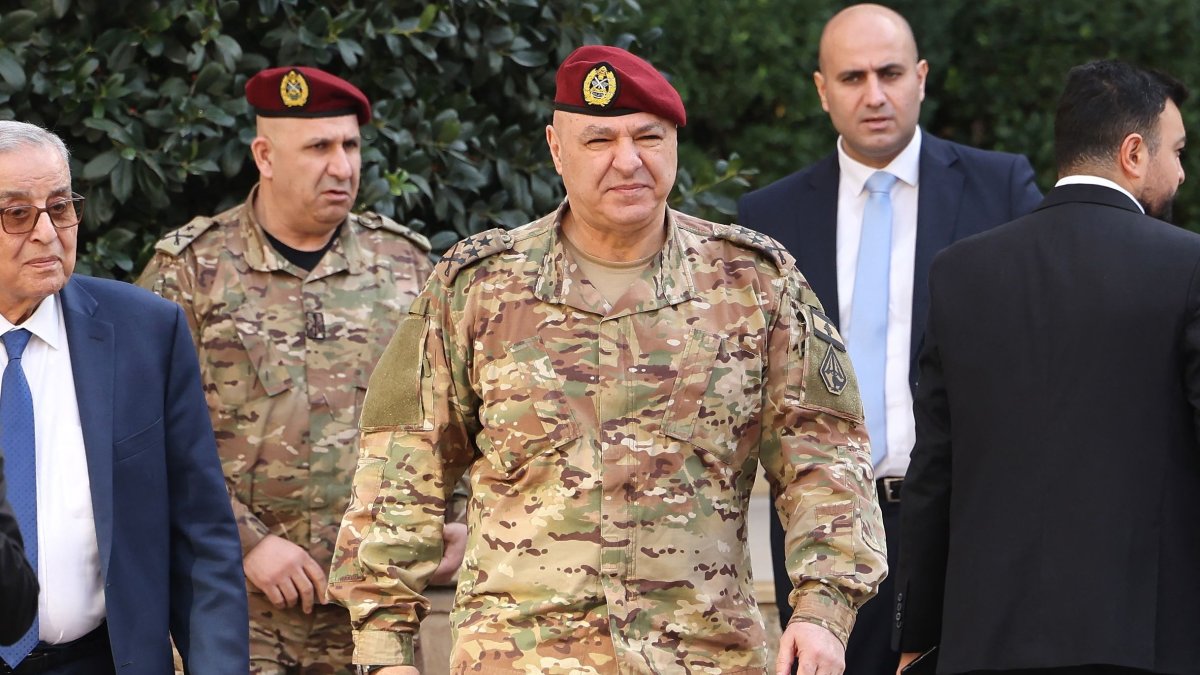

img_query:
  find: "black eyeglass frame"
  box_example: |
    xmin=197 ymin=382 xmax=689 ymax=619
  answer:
xmin=0 ymin=193 xmax=86 ymax=234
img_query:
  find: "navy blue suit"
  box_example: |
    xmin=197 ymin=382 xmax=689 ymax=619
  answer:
xmin=737 ymin=132 xmax=1041 ymax=673
xmin=58 ymin=275 xmax=248 ymax=674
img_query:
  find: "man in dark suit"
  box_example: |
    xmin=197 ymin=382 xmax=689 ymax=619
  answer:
xmin=0 ymin=120 xmax=248 ymax=673
xmin=0 ymin=453 xmax=36 ymax=646
xmin=896 ymin=59 xmax=1194 ymax=674
xmin=737 ymin=5 xmax=1041 ymax=673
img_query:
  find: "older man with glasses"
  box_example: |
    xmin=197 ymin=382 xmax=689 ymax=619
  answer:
xmin=0 ymin=120 xmax=247 ymax=675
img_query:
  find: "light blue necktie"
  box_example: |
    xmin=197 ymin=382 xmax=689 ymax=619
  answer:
xmin=848 ymin=171 xmax=898 ymax=467
xmin=0 ymin=328 xmax=38 ymax=668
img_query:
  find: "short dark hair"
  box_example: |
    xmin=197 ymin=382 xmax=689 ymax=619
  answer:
xmin=1054 ymin=59 xmax=1188 ymax=174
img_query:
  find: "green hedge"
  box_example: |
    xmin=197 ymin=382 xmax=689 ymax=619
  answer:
xmin=2 ymin=0 xmax=721 ymax=278
xmin=4 ymin=0 xmax=1197 ymax=279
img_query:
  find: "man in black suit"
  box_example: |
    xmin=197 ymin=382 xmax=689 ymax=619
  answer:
xmin=0 ymin=451 xmax=36 ymax=646
xmin=896 ymin=59 xmax=1195 ymax=674
xmin=737 ymin=5 xmax=1041 ymax=673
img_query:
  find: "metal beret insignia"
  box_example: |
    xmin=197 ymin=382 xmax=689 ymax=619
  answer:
xmin=280 ymin=69 xmax=309 ymax=108
xmin=583 ymin=63 xmax=618 ymax=107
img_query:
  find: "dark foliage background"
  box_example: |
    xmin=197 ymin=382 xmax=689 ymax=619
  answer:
xmin=1 ymin=0 xmax=1198 ymax=279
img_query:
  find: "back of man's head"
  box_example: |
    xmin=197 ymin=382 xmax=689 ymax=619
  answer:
xmin=1055 ymin=59 xmax=1188 ymax=175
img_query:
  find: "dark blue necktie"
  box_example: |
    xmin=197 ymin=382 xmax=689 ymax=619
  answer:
xmin=0 ymin=328 xmax=38 ymax=668
xmin=848 ymin=171 xmax=898 ymax=468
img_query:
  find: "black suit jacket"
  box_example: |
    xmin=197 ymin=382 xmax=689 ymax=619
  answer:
xmin=0 ymin=452 xmax=37 ymax=646
xmin=897 ymin=184 xmax=1200 ymax=673
xmin=737 ymin=132 xmax=1042 ymax=624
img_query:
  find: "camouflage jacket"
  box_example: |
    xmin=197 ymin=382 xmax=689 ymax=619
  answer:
xmin=329 ymin=204 xmax=886 ymax=673
xmin=136 ymin=186 xmax=434 ymax=575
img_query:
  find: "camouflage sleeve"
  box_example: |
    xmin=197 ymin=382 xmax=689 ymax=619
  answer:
xmin=758 ymin=270 xmax=888 ymax=648
xmin=136 ymin=248 xmax=273 ymax=556
xmin=328 ymin=277 xmax=478 ymax=667
xmin=136 ymin=250 xmax=202 ymax=352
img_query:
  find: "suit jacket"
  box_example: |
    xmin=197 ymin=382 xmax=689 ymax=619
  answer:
xmin=59 ymin=275 xmax=248 ymax=674
xmin=897 ymin=184 xmax=1200 ymax=674
xmin=737 ymin=131 xmax=1043 ymax=624
xmin=0 ymin=456 xmax=37 ymax=645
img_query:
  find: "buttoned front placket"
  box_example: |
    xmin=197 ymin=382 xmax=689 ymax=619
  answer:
xmin=533 ymin=213 xmax=696 ymax=671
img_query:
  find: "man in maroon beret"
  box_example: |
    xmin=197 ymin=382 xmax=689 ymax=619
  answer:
xmin=137 ymin=66 xmax=467 ymax=675
xmin=329 ymin=45 xmax=885 ymax=675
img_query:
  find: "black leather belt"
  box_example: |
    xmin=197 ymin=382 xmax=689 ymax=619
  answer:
xmin=0 ymin=622 xmax=109 ymax=674
xmin=877 ymin=476 xmax=904 ymax=504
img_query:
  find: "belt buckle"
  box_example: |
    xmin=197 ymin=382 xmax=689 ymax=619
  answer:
xmin=880 ymin=476 xmax=903 ymax=503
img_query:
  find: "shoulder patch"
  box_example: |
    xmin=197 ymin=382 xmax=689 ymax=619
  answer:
xmin=713 ymin=222 xmax=795 ymax=272
xmin=435 ymin=228 xmax=515 ymax=284
xmin=357 ymin=211 xmax=431 ymax=252
xmin=153 ymin=217 xmax=219 ymax=257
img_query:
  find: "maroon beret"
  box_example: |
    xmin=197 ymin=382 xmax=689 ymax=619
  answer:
xmin=553 ymin=46 xmax=686 ymax=127
xmin=245 ymin=66 xmax=371 ymax=125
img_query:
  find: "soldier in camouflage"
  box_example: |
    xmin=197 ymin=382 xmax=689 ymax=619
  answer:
xmin=137 ymin=66 xmax=464 ymax=674
xmin=330 ymin=47 xmax=886 ymax=675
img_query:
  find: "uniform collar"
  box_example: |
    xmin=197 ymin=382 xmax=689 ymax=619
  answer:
xmin=534 ymin=200 xmax=695 ymax=317
xmin=240 ymin=183 xmax=362 ymax=278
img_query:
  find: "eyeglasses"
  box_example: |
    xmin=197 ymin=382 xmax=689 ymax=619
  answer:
xmin=0 ymin=194 xmax=85 ymax=234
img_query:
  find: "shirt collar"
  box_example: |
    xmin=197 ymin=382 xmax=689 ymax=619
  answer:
xmin=837 ymin=126 xmax=922 ymax=194
xmin=0 ymin=292 xmax=62 ymax=351
xmin=1054 ymin=175 xmax=1145 ymax=213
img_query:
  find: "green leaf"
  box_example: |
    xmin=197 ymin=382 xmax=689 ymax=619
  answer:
xmin=52 ymin=0 xmax=71 ymax=19
xmin=510 ymin=50 xmax=548 ymax=67
xmin=0 ymin=10 xmax=38 ymax=43
xmin=110 ymin=161 xmax=134 ymax=202
xmin=81 ymin=150 xmax=121 ymax=181
xmin=212 ymin=35 xmax=243 ymax=71
xmin=418 ymin=4 xmax=439 ymax=30
xmin=0 ymin=50 xmax=25 ymax=89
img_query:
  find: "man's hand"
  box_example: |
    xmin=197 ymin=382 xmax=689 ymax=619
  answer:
xmin=374 ymin=667 xmax=419 ymax=675
xmin=776 ymin=621 xmax=846 ymax=675
xmin=429 ymin=522 xmax=468 ymax=585
xmin=243 ymin=534 xmax=327 ymax=613
xmin=896 ymin=652 xmax=921 ymax=674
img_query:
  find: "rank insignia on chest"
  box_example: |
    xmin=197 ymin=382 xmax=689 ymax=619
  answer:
xmin=820 ymin=345 xmax=848 ymax=395
xmin=280 ymin=69 xmax=310 ymax=108
xmin=583 ymin=64 xmax=618 ymax=107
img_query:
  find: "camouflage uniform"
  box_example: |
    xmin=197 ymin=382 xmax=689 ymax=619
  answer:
xmin=330 ymin=203 xmax=887 ymax=674
xmin=137 ymin=185 xmax=434 ymax=674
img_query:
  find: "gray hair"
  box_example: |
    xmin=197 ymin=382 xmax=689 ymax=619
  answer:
xmin=0 ymin=120 xmax=70 ymax=164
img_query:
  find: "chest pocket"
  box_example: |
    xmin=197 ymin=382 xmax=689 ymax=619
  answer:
xmin=662 ymin=329 xmax=764 ymax=465
xmin=201 ymin=303 xmax=295 ymax=408
xmin=790 ymin=305 xmax=863 ymax=423
xmin=476 ymin=337 xmax=581 ymax=474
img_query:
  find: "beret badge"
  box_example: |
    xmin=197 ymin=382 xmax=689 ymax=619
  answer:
xmin=280 ymin=69 xmax=310 ymax=108
xmin=583 ymin=63 xmax=618 ymax=108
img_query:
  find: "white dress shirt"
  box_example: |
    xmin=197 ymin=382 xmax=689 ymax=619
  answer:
xmin=836 ymin=128 xmax=922 ymax=479
xmin=0 ymin=294 xmax=105 ymax=643
xmin=1055 ymin=174 xmax=1144 ymax=212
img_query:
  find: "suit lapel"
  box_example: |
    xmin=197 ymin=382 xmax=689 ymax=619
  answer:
xmin=912 ymin=136 xmax=963 ymax=367
xmin=59 ymin=278 xmax=115 ymax=580
xmin=799 ymin=155 xmax=842 ymax=325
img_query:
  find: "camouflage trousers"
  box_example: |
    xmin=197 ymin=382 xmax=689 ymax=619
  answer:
xmin=249 ymin=592 xmax=354 ymax=675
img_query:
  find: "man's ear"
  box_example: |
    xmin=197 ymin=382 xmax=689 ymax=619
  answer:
xmin=251 ymin=136 xmax=273 ymax=179
xmin=1118 ymin=132 xmax=1148 ymax=183
xmin=546 ymin=123 xmax=564 ymax=176
xmin=813 ymin=70 xmax=831 ymax=113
